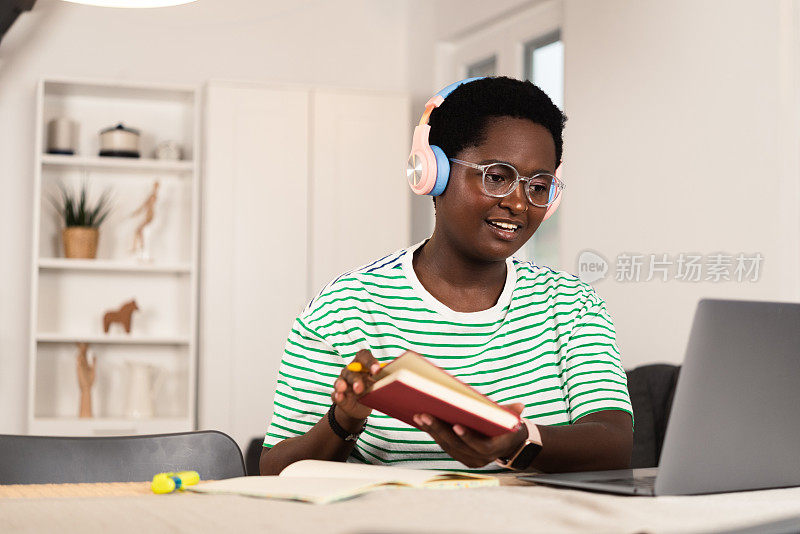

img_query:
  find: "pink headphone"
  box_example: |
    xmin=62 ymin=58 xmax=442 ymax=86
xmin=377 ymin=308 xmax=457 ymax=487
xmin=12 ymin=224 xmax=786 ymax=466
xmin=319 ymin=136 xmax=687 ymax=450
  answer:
xmin=406 ymin=77 xmax=562 ymax=221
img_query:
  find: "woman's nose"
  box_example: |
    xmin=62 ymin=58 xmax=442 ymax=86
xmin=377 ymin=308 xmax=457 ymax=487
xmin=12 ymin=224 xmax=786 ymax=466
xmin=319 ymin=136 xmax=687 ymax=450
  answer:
xmin=498 ymin=182 xmax=528 ymax=213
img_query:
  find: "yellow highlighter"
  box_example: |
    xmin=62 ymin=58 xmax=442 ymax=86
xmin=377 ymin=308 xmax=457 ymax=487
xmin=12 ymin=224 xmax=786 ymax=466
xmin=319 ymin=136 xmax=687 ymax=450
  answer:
xmin=151 ymin=470 xmax=200 ymax=494
xmin=346 ymin=362 xmax=387 ymax=373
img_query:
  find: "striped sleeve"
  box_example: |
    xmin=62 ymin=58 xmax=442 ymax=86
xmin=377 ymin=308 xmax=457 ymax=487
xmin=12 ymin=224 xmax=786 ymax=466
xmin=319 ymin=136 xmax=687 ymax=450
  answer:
xmin=263 ymin=317 xmax=344 ymax=448
xmin=561 ymin=295 xmax=633 ymax=423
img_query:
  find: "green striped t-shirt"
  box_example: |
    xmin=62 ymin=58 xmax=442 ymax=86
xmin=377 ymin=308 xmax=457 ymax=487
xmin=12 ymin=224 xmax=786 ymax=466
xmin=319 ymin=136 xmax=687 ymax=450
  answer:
xmin=263 ymin=241 xmax=632 ymax=471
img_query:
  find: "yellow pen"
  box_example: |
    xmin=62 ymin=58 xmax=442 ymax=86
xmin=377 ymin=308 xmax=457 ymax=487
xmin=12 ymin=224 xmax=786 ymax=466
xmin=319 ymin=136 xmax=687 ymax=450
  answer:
xmin=151 ymin=470 xmax=200 ymax=494
xmin=346 ymin=362 xmax=387 ymax=373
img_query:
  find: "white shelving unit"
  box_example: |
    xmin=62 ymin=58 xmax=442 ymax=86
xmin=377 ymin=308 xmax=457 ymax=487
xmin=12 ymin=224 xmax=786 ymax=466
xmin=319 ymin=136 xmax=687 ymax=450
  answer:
xmin=27 ymin=78 xmax=200 ymax=437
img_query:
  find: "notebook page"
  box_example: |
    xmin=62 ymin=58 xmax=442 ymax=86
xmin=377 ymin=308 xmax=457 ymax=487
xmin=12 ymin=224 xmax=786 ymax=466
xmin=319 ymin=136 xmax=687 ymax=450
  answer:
xmin=280 ymin=459 xmax=493 ymax=487
xmin=187 ymin=475 xmax=382 ymax=504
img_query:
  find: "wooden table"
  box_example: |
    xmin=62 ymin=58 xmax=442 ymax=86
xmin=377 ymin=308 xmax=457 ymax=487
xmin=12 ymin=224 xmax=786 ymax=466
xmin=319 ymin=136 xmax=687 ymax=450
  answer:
xmin=2 ymin=478 xmax=800 ymax=533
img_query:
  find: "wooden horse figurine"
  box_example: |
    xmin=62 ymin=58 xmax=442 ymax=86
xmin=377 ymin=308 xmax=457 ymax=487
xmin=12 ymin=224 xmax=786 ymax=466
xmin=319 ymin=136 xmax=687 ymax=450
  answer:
xmin=103 ymin=299 xmax=139 ymax=334
xmin=76 ymin=342 xmax=95 ymax=418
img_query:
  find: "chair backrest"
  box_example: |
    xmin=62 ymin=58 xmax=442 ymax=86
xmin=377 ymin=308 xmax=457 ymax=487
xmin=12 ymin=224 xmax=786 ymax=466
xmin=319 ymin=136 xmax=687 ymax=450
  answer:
xmin=245 ymin=436 xmax=265 ymax=476
xmin=625 ymin=364 xmax=681 ymax=469
xmin=0 ymin=430 xmax=245 ymax=484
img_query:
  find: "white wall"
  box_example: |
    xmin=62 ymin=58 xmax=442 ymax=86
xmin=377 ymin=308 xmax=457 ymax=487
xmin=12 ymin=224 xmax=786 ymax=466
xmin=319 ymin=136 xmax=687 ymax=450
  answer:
xmin=0 ymin=0 xmax=409 ymax=435
xmin=410 ymin=0 xmax=800 ymax=370
xmin=561 ymin=0 xmax=800 ymax=368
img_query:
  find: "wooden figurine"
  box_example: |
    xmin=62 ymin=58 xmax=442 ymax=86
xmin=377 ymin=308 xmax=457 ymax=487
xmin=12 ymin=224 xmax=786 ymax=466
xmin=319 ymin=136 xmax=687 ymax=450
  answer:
xmin=103 ymin=299 xmax=139 ymax=334
xmin=131 ymin=180 xmax=160 ymax=261
xmin=76 ymin=342 xmax=96 ymax=418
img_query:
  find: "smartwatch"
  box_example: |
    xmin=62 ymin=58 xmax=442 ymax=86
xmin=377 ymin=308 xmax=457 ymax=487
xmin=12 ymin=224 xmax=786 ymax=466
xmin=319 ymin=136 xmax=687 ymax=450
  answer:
xmin=495 ymin=420 xmax=543 ymax=471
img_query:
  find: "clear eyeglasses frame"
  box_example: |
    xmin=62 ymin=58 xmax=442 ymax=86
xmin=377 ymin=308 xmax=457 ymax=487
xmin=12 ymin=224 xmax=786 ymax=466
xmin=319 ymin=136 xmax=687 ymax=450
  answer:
xmin=449 ymin=158 xmax=565 ymax=208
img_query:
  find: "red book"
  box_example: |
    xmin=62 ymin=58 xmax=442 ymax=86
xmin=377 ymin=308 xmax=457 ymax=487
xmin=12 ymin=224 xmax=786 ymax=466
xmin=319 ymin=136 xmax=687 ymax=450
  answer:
xmin=359 ymin=351 xmax=520 ymax=437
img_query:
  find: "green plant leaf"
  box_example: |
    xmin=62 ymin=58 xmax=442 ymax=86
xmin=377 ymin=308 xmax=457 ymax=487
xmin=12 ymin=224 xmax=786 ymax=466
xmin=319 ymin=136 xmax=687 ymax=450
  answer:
xmin=77 ymin=183 xmax=88 ymax=225
xmin=88 ymin=189 xmax=111 ymax=227
xmin=65 ymin=194 xmax=75 ymax=226
xmin=54 ymin=181 xmax=114 ymax=228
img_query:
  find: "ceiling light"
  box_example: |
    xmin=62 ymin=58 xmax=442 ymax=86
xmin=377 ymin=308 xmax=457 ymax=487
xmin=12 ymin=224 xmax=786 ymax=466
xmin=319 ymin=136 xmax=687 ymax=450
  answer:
xmin=60 ymin=0 xmax=197 ymax=8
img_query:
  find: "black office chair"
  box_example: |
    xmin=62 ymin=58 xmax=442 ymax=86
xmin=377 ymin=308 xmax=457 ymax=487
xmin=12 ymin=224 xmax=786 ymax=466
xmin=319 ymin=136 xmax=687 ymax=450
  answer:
xmin=625 ymin=364 xmax=681 ymax=468
xmin=0 ymin=430 xmax=245 ymax=484
xmin=245 ymin=436 xmax=265 ymax=475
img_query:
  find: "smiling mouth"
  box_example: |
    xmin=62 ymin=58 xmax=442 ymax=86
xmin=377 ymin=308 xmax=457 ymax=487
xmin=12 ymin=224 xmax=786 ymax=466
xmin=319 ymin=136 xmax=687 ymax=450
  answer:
xmin=487 ymin=220 xmax=521 ymax=232
xmin=485 ymin=220 xmax=522 ymax=241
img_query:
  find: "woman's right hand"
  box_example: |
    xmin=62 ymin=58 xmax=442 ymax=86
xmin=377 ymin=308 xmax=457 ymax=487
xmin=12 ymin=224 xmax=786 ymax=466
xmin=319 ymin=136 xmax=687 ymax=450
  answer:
xmin=332 ymin=349 xmax=381 ymax=424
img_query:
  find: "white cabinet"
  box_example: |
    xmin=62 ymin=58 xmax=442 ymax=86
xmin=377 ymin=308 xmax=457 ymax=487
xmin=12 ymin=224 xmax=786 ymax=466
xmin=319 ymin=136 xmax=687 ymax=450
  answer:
xmin=200 ymin=82 xmax=410 ymax=447
xmin=310 ymin=90 xmax=411 ymax=292
xmin=200 ymin=83 xmax=310 ymax=446
xmin=27 ymin=79 xmax=200 ymax=437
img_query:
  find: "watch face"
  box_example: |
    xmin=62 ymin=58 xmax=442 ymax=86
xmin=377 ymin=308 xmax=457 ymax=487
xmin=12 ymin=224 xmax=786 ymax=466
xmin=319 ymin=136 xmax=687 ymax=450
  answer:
xmin=511 ymin=442 xmax=542 ymax=470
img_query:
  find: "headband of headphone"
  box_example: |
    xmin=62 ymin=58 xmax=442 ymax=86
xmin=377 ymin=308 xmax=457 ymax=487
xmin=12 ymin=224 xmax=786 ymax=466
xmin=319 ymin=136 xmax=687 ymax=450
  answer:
xmin=406 ymin=77 xmax=483 ymax=197
xmin=406 ymin=77 xmax=562 ymax=221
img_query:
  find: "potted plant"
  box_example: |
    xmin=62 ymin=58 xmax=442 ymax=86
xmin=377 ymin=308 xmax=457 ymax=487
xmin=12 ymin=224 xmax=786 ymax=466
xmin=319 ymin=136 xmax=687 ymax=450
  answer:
xmin=51 ymin=183 xmax=112 ymax=259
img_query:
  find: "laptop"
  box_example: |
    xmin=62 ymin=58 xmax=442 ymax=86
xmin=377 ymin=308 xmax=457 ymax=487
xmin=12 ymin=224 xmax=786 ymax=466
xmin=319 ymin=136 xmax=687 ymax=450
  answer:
xmin=520 ymin=298 xmax=800 ymax=496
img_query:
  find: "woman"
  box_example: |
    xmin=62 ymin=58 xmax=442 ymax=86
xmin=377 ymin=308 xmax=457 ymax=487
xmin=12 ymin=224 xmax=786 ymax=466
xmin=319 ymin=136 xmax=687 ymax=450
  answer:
xmin=260 ymin=77 xmax=632 ymax=475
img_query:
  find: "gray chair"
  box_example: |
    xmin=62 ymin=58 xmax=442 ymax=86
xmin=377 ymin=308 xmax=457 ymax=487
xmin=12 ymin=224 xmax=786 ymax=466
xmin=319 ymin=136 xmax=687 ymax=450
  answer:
xmin=0 ymin=430 xmax=245 ymax=484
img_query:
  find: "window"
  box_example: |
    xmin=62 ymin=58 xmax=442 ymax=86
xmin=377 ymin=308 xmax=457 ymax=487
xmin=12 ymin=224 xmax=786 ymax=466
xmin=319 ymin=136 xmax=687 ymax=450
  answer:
xmin=523 ymin=31 xmax=563 ymax=269
xmin=525 ymin=31 xmax=564 ymax=109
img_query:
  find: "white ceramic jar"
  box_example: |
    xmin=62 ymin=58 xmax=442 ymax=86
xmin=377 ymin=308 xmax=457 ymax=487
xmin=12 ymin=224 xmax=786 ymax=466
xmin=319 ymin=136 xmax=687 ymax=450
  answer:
xmin=47 ymin=118 xmax=79 ymax=155
xmin=99 ymin=123 xmax=140 ymax=158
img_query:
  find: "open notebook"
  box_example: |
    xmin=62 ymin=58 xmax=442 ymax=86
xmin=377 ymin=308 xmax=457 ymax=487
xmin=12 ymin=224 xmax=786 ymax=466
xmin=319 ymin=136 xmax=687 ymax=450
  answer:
xmin=359 ymin=351 xmax=521 ymax=436
xmin=187 ymin=459 xmax=498 ymax=504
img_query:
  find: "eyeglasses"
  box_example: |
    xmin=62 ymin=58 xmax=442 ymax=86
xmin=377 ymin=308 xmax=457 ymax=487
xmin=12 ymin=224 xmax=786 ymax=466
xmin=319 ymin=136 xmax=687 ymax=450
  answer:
xmin=449 ymin=158 xmax=565 ymax=208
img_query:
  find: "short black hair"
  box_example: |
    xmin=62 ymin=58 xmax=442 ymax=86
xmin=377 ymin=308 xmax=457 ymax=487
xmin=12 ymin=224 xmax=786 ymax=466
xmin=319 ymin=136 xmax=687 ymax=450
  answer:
xmin=428 ymin=76 xmax=567 ymax=164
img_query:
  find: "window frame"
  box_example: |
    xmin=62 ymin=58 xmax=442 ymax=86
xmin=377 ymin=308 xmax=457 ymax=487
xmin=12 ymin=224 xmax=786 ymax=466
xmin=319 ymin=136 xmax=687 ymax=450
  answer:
xmin=524 ymin=30 xmax=562 ymax=83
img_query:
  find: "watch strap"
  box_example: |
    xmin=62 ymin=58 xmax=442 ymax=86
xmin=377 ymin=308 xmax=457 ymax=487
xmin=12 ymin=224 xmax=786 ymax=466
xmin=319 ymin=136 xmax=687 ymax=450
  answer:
xmin=327 ymin=404 xmax=367 ymax=442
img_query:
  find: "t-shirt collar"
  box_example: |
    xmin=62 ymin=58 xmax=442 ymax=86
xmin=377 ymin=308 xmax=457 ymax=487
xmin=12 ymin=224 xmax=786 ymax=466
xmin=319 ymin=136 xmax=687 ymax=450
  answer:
xmin=401 ymin=240 xmax=517 ymax=323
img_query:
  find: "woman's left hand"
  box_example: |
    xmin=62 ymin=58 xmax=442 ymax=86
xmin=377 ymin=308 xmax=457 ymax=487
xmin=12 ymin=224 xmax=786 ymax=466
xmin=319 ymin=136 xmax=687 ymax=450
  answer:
xmin=413 ymin=403 xmax=528 ymax=468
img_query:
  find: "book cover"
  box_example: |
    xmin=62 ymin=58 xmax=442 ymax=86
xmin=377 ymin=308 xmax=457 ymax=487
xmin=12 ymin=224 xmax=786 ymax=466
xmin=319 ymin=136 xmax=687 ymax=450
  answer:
xmin=359 ymin=351 xmax=520 ymax=437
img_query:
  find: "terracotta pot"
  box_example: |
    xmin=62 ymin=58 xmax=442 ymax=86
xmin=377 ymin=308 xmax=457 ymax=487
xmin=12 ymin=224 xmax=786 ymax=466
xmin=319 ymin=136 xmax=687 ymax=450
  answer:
xmin=62 ymin=227 xmax=99 ymax=259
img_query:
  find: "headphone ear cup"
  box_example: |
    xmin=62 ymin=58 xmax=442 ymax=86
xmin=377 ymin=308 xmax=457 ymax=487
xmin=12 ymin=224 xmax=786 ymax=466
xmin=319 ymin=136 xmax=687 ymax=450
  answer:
xmin=429 ymin=145 xmax=450 ymax=196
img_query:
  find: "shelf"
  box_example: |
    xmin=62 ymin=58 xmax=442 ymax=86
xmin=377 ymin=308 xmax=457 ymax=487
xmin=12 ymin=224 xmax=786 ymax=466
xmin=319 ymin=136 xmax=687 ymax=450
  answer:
xmin=29 ymin=417 xmax=193 ymax=437
xmin=38 ymin=258 xmax=192 ymax=274
xmin=36 ymin=333 xmax=191 ymax=345
xmin=31 ymin=77 xmax=200 ymax=438
xmin=41 ymin=154 xmax=194 ymax=174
